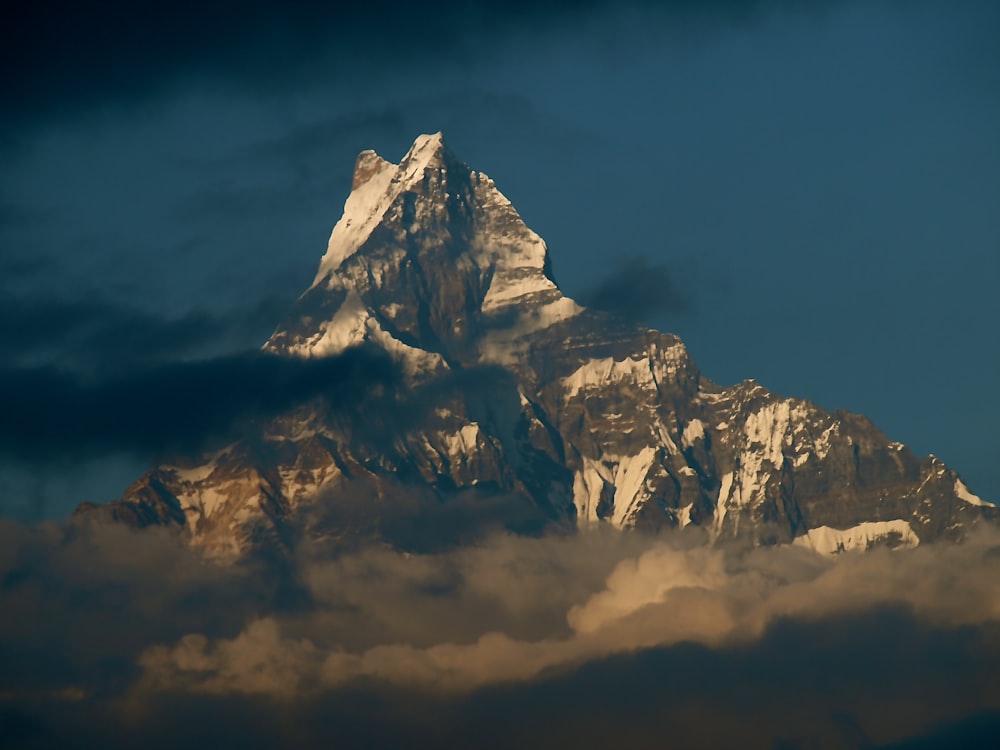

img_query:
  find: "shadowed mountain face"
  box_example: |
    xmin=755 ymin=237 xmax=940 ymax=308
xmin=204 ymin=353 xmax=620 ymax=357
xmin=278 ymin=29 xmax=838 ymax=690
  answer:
xmin=77 ymin=133 xmax=996 ymax=559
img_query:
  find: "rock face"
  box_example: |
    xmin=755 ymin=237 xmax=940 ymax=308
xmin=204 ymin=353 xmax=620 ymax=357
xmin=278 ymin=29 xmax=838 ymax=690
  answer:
xmin=78 ymin=133 xmax=997 ymax=558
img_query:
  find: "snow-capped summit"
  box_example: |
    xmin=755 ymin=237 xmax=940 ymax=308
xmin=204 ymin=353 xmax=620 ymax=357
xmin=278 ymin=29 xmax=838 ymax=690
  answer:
xmin=311 ymin=132 xmax=458 ymax=284
xmin=267 ymin=132 xmax=568 ymax=366
xmin=79 ymin=134 xmax=997 ymax=559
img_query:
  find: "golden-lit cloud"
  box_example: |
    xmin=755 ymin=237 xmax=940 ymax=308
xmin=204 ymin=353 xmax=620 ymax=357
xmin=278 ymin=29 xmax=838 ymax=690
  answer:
xmin=134 ymin=528 xmax=1000 ymax=698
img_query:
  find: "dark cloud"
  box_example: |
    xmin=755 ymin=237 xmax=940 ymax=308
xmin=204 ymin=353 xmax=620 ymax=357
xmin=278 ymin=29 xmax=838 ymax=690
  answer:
xmin=579 ymin=255 xmax=696 ymax=323
xmin=460 ymin=610 xmax=1000 ymax=750
xmin=0 ymin=198 xmax=54 ymax=231
xmin=0 ymin=346 xmax=397 ymax=463
xmin=0 ymin=521 xmax=288 ymax=706
xmin=1 ymin=522 xmax=1000 ymax=748
xmin=1 ymin=0 xmax=842 ymax=134
xmin=883 ymin=712 xmax=1000 ymax=749
xmin=0 ymin=295 xmax=278 ymax=371
xmin=0 ymin=254 xmax=51 ymax=283
xmin=0 ymin=202 xmax=57 ymax=285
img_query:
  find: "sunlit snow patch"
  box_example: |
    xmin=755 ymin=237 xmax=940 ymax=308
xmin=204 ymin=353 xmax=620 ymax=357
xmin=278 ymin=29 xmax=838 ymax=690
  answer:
xmin=793 ymin=520 xmax=919 ymax=556
xmin=954 ymin=478 xmax=992 ymax=507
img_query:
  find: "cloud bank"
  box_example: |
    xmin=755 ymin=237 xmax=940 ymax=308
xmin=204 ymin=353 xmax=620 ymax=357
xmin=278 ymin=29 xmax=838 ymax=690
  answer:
xmin=136 ymin=534 xmax=1000 ymax=695
xmin=3 ymin=518 xmax=1000 ymax=748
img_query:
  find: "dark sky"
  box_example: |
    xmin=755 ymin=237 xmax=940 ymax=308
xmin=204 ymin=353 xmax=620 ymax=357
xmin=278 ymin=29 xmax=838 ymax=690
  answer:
xmin=1 ymin=0 xmax=998 ymax=517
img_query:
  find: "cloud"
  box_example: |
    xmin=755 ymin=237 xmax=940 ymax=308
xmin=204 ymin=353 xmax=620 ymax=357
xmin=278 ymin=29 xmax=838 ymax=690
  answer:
xmin=0 ymin=295 xmax=279 ymax=371
xmin=2 ymin=518 xmax=1000 ymax=747
xmin=566 ymin=545 xmax=729 ymax=634
xmin=578 ymin=255 xmax=697 ymax=322
xmin=136 ymin=532 xmax=1000 ymax=698
xmin=0 ymin=520 xmax=265 ymax=699
xmin=0 ymin=346 xmax=397 ymax=463
xmin=139 ymin=534 xmax=1000 ymax=699
xmin=1 ymin=1 xmax=844 ymax=135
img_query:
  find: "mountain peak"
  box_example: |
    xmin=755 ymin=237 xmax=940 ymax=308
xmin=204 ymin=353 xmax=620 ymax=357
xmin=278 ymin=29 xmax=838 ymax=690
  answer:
xmin=400 ymin=131 xmax=450 ymax=170
xmin=85 ymin=133 xmax=997 ymax=561
xmin=311 ymin=132 xmax=469 ymax=287
xmin=275 ymin=134 xmax=569 ymax=363
xmin=350 ymin=149 xmax=391 ymax=191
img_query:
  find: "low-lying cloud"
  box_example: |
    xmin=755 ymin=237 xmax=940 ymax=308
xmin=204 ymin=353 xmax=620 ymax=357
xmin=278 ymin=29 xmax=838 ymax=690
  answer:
xmin=3 ymin=517 xmax=1000 ymax=748
xmin=136 ymin=534 xmax=1000 ymax=695
xmin=0 ymin=346 xmax=396 ymax=463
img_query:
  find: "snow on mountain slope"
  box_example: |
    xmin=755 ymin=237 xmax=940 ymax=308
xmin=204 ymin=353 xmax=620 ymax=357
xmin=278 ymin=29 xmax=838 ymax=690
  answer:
xmin=793 ymin=520 xmax=919 ymax=556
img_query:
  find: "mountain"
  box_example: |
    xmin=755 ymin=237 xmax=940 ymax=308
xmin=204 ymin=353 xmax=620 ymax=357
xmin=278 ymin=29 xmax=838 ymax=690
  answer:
xmin=76 ymin=132 xmax=996 ymax=558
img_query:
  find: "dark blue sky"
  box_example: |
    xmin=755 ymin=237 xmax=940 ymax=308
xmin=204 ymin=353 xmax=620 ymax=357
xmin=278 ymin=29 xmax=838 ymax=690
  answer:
xmin=1 ymin=0 xmax=997 ymax=517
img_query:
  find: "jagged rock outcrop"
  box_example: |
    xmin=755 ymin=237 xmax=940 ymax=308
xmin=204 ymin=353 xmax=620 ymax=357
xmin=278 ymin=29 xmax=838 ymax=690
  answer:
xmin=77 ymin=133 xmax=996 ymax=558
